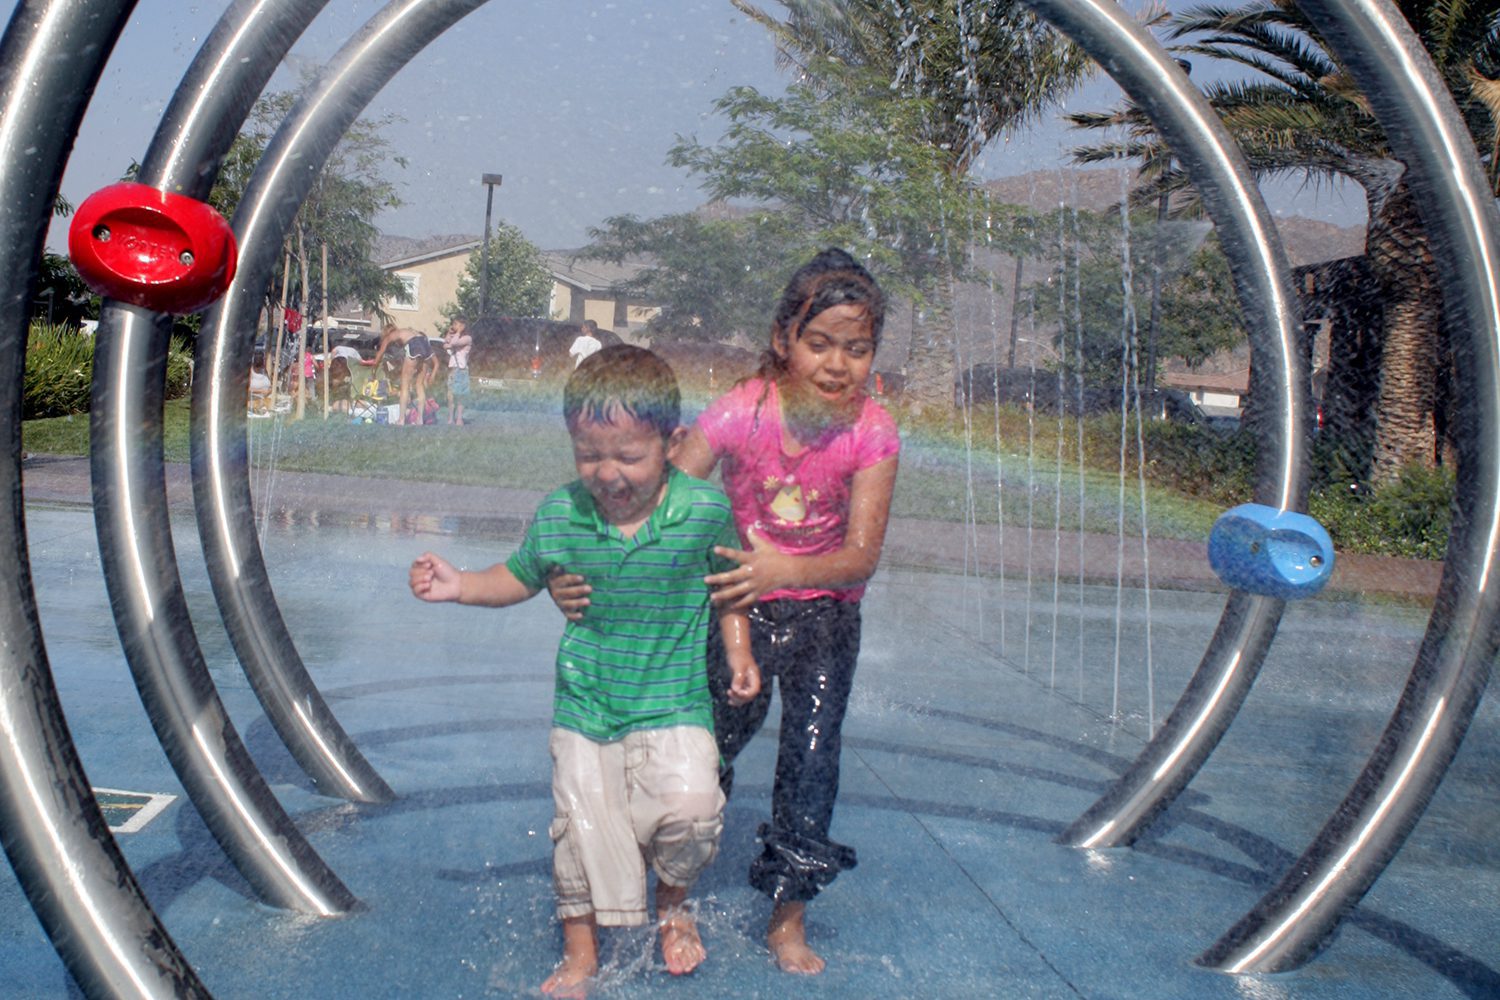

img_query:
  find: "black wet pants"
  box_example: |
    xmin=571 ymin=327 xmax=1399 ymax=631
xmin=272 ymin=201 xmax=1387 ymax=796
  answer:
xmin=708 ymin=597 xmax=861 ymax=903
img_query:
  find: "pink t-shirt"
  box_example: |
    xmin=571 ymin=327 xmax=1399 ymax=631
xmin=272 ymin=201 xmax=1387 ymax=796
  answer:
xmin=696 ymin=378 xmax=900 ymax=602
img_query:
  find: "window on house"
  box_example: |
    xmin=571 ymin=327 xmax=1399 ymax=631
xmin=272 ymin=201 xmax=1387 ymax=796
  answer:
xmin=391 ymin=273 xmax=419 ymax=311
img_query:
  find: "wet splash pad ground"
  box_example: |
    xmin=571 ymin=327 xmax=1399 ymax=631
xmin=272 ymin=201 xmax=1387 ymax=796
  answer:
xmin=4 ymin=452 xmax=1497 ymax=999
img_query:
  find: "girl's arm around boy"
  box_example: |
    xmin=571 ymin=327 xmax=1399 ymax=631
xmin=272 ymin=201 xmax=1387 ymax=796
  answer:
xmin=674 ymin=428 xmax=900 ymax=611
xmin=547 ymin=442 xmax=899 ymax=620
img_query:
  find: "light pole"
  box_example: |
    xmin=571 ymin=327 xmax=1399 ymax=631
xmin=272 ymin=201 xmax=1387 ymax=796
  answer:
xmin=479 ymin=172 xmax=502 ymax=317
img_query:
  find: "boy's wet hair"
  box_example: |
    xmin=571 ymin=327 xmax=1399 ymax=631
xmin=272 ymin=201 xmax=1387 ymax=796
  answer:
xmin=762 ymin=248 xmax=886 ymax=377
xmin=564 ymin=344 xmax=681 ymax=440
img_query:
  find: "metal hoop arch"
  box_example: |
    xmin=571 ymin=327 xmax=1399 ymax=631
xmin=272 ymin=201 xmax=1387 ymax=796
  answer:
xmin=1201 ymin=0 xmax=1500 ymax=972
xmin=1025 ymin=0 xmax=1310 ymax=856
xmin=89 ymin=0 xmax=360 ymax=918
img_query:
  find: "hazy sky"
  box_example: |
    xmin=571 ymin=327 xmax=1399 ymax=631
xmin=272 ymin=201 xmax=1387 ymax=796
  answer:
xmin=27 ymin=0 xmax=1364 ymax=254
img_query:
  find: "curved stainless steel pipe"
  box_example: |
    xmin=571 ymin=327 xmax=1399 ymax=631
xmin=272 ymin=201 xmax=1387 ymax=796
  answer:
xmin=192 ymin=0 xmax=494 ymax=809
xmin=90 ymin=0 xmax=358 ymax=915
xmin=164 ymin=0 xmax=395 ymax=807
xmin=1019 ymin=0 xmax=1308 ymax=851
xmin=1201 ymin=0 xmax=1500 ymax=972
xmin=0 ymin=0 xmax=211 ymax=995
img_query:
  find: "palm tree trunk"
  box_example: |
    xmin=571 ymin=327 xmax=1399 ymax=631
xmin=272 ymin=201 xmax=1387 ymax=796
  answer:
xmin=902 ymin=284 xmax=959 ymax=415
xmin=1318 ymin=256 xmax=1382 ymax=481
xmin=1363 ymin=177 xmax=1441 ymax=484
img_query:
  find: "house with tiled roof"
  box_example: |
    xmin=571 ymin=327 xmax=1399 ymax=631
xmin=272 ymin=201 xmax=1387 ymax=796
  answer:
xmin=1159 ymin=368 xmax=1249 ymax=416
xmin=542 ymin=252 xmax=661 ymax=334
xmin=332 ymin=237 xmax=661 ymax=338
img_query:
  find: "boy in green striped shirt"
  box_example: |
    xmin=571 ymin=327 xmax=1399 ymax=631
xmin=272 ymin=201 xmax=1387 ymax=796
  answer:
xmin=410 ymin=345 xmax=759 ymax=997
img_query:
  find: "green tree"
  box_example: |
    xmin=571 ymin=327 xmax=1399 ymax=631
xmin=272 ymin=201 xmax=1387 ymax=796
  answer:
xmin=32 ymin=252 xmax=98 ymax=327
xmin=30 ymin=194 xmax=95 ymax=327
xmin=1035 ymin=208 xmax=1243 ymax=383
xmin=581 ymin=209 xmax=805 ymax=341
xmin=668 ymin=78 xmax=976 ymax=304
xmin=726 ymin=0 xmax=1094 ymax=410
xmin=734 ymin=0 xmax=1092 ymax=174
xmin=445 ymin=222 xmax=553 ymax=321
xmin=209 ymin=91 xmax=407 ymax=324
xmin=1069 ymin=0 xmax=1500 ymax=484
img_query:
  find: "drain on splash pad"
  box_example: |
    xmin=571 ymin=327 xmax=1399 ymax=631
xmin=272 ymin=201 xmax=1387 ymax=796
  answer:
xmin=93 ymin=788 xmax=176 ymax=833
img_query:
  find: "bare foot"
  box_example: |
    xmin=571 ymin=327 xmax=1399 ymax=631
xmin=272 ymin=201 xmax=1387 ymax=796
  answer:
xmin=659 ymin=911 xmax=706 ymax=975
xmin=541 ymin=915 xmax=597 ymax=997
xmin=768 ymin=901 xmax=824 ymax=975
xmin=656 ymin=883 xmax=706 ymax=975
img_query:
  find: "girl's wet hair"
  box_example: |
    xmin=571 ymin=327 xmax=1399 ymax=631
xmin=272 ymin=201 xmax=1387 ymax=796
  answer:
xmin=735 ymin=248 xmax=887 ymax=430
xmin=760 ymin=248 xmax=886 ymax=379
xmin=564 ymin=344 xmax=681 ymax=440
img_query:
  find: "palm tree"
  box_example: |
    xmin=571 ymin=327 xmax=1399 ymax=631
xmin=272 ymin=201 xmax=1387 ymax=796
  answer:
xmin=731 ymin=0 xmax=1093 ymax=411
xmin=1070 ymin=0 xmax=1500 ymax=484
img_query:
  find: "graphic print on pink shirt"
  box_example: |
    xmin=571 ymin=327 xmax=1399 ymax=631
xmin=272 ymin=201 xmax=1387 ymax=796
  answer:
xmin=696 ymin=377 xmax=900 ymax=602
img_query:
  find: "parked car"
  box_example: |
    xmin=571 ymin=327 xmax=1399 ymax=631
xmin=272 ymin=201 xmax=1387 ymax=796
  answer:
xmin=465 ymin=316 xmax=622 ymax=380
xmin=1202 ymin=410 xmax=1243 ymax=433
xmin=956 ymin=364 xmax=1092 ymax=410
xmin=954 ymin=364 xmax=1109 ymax=414
xmin=1142 ymin=386 xmax=1210 ymax=425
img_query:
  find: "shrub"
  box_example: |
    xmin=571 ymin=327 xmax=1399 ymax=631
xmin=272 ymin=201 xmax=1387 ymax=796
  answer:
xmin=24 ymin=323 xmax=93 ymax=418
xmin=24 ymin=321 xmax=195 ymax=419
xmin=1308 ymin=464 xmax=1454 ymax=560
xmin=1135 ymin=421 xmax=1255 ymax=506
xmin=164 ymin=338 xmax=193 ymax=400
xmin=1077 ymin=415 xmax=1256 ymax=507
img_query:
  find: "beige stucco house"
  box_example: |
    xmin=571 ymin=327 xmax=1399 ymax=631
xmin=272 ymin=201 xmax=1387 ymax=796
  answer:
xmin=541 ymin=253 xmax=661 ymax=334
xmin=336 ymin=238 xmax=660 ymax=338
xmin=373 ymin=240 xmax=479 ymax=336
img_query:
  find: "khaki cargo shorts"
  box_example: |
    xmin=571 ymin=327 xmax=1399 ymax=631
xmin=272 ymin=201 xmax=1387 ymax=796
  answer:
xmin=548 ymin=725 xmax=725 ymax=926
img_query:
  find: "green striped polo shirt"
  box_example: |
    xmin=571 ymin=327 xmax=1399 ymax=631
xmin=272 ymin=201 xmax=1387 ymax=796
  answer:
xmin=506 ymin=467 xmax=738 ymax=742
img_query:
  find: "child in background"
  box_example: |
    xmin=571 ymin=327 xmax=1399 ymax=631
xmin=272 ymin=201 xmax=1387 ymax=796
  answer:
xmin=370 ymin=324 xmax=433 ymax=424
xmin=301 ymin=349 xmax=318 ymax=402
xmin=551 ymin=249 xmax=900 ymax=975
xmin=248 ymin=355 xmax=272 ymax=417
xmin=326 ymin=356 xmax=352 ymax=415
xmin=443 ymin=316 xmax=472 ymax=425
xmin=410 ymin=345 xmax=760 ymax=997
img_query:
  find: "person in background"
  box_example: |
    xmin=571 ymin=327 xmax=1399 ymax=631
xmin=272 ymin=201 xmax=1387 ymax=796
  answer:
xmin=370 ymin=324 xmax=434 ymax=425
xmin=569 ymin=319 xmax=603 ymax=370
xmin=414 ymin=349 xmax=442 ymax=425
xmin=248 ymin=353 xmax=272 ymax=417
xmin=443 ymin=316 xmax=473 ymax=425
xmin=326 ymin=355 xmax=352 ymax=415
xmin=301 ymin=349 xmax=318 ymax=404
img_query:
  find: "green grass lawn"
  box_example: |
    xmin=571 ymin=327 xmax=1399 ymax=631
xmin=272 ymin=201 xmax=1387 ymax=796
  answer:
xmin=23 ymin=390 xmax=1230 ymax=541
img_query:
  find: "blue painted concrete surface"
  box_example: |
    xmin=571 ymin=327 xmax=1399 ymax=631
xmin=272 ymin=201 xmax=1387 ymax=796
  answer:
xmin=3 ymin=489 xmax=1496 ymax=998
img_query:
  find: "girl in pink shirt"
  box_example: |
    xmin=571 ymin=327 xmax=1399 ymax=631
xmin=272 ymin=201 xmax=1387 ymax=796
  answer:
xmin=555 ymin=248 xmax=899 ymax=975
